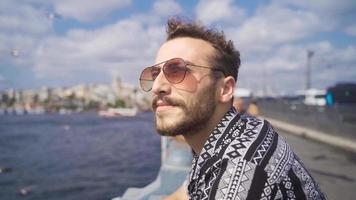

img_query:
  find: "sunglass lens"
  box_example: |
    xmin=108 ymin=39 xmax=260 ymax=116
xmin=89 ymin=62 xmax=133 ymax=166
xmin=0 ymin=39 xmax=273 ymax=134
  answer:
xmin=164 ymin=58 xmax=186 ymax=84
xmin=140 ymin=67 xmax=159 ymax=91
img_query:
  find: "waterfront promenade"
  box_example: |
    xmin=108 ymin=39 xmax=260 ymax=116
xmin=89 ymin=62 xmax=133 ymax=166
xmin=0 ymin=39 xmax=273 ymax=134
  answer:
xmin=259 ymin=101 xmax=356 ymax=199
xmin=277 ymin=128 xmax=356 ymax=200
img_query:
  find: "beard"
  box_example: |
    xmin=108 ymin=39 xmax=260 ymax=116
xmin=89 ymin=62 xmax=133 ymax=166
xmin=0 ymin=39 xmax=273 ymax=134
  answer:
xmin=153 ymin=83 xmax=217 ymax=137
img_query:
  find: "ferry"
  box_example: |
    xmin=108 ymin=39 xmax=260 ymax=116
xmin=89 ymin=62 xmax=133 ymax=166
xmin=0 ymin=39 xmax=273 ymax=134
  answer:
xmin=98 ymin=107 xmax=138 ymax=118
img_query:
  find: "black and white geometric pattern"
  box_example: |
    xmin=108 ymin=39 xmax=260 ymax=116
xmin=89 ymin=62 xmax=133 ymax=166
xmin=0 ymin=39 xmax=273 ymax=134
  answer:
xmin=187 ymin=107 xmax=326 ymax=200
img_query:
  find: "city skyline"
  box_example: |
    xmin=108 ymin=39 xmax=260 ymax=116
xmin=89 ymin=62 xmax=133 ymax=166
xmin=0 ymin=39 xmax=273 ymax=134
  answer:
xmin=1 ymin=0 xmax=356 ymax=95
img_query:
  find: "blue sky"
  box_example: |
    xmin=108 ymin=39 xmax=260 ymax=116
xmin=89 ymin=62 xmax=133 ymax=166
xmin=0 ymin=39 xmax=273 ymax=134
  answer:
xmin=0 ymin=0 xmax=355 ymax=96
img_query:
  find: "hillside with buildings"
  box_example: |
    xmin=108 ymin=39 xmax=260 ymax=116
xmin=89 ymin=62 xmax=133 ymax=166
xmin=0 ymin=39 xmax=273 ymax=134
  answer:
xmin=0 ymin=77 xmax=151 ymax=115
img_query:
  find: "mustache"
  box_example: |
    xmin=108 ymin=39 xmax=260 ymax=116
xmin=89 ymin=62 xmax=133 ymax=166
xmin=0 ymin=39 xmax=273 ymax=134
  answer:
xmin=152 ymin=96 xmax=185 ymax=109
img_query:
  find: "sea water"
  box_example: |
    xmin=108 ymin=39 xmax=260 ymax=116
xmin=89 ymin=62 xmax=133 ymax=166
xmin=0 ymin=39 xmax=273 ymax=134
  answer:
xmin=0 ymin=112 xmax=161 ymax=200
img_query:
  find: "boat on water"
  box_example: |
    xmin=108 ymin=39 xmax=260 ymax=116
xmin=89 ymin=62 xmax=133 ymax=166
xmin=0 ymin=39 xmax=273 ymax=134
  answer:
xmin=98 ymin=108 xmax=138 ymax=118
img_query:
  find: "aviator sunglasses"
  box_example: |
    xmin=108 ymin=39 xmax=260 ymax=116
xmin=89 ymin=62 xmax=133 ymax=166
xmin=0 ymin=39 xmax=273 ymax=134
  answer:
xmin=139 ymin=58 xmax=225 ymax=92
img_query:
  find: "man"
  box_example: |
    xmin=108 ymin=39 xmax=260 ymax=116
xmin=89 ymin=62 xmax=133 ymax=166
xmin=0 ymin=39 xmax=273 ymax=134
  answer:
xmin=139 ymin=18 xmax=326 ymax=200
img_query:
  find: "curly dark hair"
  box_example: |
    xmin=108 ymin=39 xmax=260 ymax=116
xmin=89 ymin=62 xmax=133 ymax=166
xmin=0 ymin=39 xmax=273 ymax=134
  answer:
xmin=166 ymin=17 xmax=241 ymax=81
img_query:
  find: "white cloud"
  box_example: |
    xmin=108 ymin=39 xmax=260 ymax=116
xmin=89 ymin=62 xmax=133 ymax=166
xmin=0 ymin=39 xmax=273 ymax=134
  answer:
xmin=274 ymin=0 xmax=356 ymax=16
xmin=345 ymin=24 xmax=356 ymax=37
xmin=0 ymin=0 xmax=54 ymax=69
xmin=225 ymin=0 xmax=356 ymax=61
xmin=0 ymin=0 xmax=136 ymax=83
xmin=33 ymin=18 xmax=165 ymax=84
xmin=0 ymin=0 xmax=171 ymax=87
xmin=53 ymin=0 xmax=131 ymax=22
xmin=31 ymin=0 xmax=183 ymax=84
xmin=194 ymin=0 xmax=346 ymax=93
xmin=153 ymin=0 xmax=182 ymax=17
xmin=273 ymin=0 xmax=356 ymax=31
xmin=227 ymin=4 xmax=323 ymax=55
xmin=0 ymin=0 xmax=52 ymax=35
xmin=1 ymin=0 xmax=354 ymax=93
xmin=0 ymin=33 xmax=38 ymax=67
xmin=237 ymin=41 xmax=356 ymax=95
xmin=196 ymin=0 xmax=245 ymax=25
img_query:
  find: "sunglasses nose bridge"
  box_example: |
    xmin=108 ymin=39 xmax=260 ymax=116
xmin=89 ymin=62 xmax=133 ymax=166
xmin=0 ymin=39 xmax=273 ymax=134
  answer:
xmin=151 ymin=67 xmax=172 ymax=93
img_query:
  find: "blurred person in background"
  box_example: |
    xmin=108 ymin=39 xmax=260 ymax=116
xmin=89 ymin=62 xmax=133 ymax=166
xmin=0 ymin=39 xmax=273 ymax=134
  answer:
xmin=247 ymin=100 xmax=259 ymax=117
xmin=233 ymin=97 xmax=246 ymax=115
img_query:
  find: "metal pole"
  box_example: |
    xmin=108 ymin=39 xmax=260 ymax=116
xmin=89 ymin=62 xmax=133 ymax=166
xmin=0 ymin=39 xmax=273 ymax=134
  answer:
xmin=306 ymin=50 xmax=314 ymax=90
xmin=263 ymin=65 xmax=266 ymax=97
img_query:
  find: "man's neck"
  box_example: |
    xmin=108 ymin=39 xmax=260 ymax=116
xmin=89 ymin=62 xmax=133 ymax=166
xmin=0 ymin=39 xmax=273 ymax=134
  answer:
xmin=183 ymin=105 xmax=231 ymax=154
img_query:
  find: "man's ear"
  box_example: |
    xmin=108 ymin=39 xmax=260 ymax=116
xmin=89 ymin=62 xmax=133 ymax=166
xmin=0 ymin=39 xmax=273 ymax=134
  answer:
xmin=219 ymin=76 xmax=235 ymax=103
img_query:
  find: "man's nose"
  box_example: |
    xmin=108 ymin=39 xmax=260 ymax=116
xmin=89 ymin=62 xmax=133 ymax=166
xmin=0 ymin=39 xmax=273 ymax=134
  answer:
xmin=151 ymin=70 xmax=171 ymax=95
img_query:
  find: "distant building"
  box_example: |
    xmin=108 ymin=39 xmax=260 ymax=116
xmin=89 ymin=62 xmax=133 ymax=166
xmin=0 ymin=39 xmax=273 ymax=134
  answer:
xmin=0 ymin=79 xmax=152 ymax=113
xmin=38 ymin=86 xmax=50 ymax=102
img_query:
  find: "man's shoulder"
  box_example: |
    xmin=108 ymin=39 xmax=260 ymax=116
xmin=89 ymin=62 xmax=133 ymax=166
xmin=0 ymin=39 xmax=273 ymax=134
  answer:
xmin=197 ymin=114 xmax=326 ymax=199
xmin=230 ymin=114 xmax=275 ymax=144
xmin=221 ymin=114 xmax=279 ymax=163
xmin=239 ymin=114 xmax=271 ymax=127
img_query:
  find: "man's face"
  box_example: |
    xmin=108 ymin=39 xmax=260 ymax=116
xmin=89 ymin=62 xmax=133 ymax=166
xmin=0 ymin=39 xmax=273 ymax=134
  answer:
xmin=151 ymin=37 xmax=219 ymax=136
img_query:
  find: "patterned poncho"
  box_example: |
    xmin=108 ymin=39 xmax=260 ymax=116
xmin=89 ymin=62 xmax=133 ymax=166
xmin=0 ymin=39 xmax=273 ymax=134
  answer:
xmin=188 ymin=108 xmax=326 ymax=200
